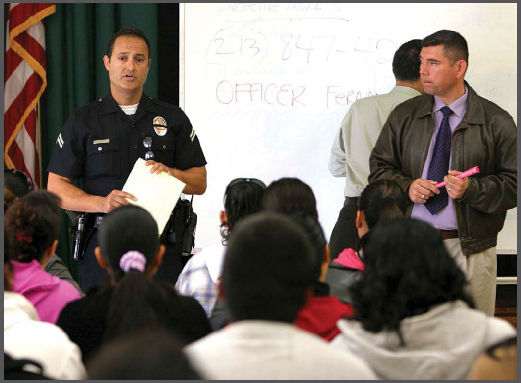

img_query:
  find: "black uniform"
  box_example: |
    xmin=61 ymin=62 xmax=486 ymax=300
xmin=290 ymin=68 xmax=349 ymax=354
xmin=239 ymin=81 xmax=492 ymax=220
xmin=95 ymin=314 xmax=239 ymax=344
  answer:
xmin=47 ymin=92 xmax=206 ymax=292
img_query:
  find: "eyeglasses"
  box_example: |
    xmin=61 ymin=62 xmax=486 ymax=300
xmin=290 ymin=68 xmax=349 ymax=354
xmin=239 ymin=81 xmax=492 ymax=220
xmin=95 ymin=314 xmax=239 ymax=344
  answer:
xmin=143 ymin=136 xmax=154 ymax=161
xmin=223 ymin=178 xmax=267 ymax=205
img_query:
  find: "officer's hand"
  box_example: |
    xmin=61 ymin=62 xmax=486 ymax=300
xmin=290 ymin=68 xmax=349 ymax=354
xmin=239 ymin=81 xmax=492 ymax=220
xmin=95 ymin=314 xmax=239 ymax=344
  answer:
xmin=102 ymin=190 xmax=137 ymax=213
xmin=145 ymin=160 xmax=173 ymax=176
xmin=408 ymin=178 xmax=440 ymax=204
xmin=444 ymin=170 xmax=469 ymax=200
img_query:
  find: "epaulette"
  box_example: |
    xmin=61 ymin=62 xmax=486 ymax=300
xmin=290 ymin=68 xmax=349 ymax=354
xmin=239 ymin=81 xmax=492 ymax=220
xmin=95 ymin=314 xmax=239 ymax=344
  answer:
xmin=72 ymin=98 xmax=103 ymax=116
xmin=147 ymin=96 xmax=181 ymax=111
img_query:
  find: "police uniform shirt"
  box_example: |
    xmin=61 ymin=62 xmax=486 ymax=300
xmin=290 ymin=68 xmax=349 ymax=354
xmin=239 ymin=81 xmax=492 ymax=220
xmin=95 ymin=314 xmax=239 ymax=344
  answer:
xmin=47 ymin=92 xmax=207 ymax=198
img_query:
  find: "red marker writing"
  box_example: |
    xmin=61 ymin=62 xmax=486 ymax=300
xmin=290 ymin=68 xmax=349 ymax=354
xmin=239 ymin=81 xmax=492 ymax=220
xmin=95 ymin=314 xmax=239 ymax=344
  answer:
xmin=435 ymin=166 xmax=480 ymax=188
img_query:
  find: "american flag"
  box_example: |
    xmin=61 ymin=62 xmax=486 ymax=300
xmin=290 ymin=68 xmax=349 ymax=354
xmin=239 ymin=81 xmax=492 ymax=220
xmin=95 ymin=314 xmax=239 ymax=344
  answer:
xmin=4 ymin=3 xmax=55 ymax=190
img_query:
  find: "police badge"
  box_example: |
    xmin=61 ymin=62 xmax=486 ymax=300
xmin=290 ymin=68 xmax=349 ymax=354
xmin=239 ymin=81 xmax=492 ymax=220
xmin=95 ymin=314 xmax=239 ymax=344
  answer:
xmin=153 ymin=116 xmax=167 ymax=136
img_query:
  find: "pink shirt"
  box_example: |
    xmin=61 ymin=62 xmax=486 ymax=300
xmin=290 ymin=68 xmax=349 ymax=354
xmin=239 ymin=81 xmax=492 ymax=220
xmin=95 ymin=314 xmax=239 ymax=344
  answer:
xmin=12 ymin=260 xmax=81 ymax=323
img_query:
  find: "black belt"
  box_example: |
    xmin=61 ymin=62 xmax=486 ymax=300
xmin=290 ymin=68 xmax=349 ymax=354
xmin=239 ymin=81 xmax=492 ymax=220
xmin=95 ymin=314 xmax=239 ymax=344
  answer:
xmin=439 ymin=230 xmax=459 ymax=240
xmin=344 ymin=196 xmax=361 ymax=207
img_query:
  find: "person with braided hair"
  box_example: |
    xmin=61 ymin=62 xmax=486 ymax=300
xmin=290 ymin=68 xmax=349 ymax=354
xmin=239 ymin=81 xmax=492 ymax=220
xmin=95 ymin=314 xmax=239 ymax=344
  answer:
xmin=5 ymin=191 xmax=81 ymax=323
xmin=56 ymin=205 xmax=211 ymax=363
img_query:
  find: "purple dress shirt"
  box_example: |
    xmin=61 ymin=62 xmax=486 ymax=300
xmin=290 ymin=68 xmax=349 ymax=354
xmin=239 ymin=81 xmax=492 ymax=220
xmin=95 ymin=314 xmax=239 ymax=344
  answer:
xmin=411 ymin=87 xmax=468 ymax=230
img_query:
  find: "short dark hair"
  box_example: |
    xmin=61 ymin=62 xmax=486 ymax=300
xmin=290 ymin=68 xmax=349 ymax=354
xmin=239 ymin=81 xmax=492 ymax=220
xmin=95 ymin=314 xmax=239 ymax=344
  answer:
xmin=4 ymin=168 xmax=32 ymax=198
xmin=261 ymin=177 xmax=318 ymax=220
xmin=360 ymin=179 xmax=408 ymax=230
xmin=350 ymin=219 xmax=474 ymax=345
xmin=222 ymin=212 xmax=315 ymax=323
xmin=392 ymin=39 xmax=422 ymax=82
xmin=5 ymin=191 xmax=61 ymax=263
xmin=422 ymin=30 xmax=469 ymax=66
xmin=87 ymin=330 xmax=202 ymax=380
xmin=221 ymin=178 xmax=266 ymax=243
xmin=106 ymin=26 xmax=151 ymax=59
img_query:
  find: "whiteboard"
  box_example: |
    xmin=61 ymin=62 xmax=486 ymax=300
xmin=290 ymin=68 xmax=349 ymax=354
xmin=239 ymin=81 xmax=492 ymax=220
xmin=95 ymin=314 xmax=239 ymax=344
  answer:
xmin=180 ymin=3 xmax=517 ymax=253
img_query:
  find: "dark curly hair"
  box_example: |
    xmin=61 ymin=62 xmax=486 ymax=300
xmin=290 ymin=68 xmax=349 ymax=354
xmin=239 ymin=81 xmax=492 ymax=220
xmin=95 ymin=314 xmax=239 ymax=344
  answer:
xmin=220 ymin=178 xmax=265 ymax=244
xmin=349 ymin=218 xmax=474 ymax=345
xmin=5 ymin=191 xmax=61 ymax=263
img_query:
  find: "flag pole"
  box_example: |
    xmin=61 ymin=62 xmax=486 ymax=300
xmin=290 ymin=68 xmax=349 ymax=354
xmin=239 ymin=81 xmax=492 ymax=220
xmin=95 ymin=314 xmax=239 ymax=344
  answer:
xmin=38 ymin=100 xmax=43 ymax=190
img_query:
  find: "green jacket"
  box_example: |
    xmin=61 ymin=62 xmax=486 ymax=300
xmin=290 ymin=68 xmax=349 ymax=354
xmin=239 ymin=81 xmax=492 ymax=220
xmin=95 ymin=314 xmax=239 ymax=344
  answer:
xmin=369 ymin=82 xmax=517 ymax=254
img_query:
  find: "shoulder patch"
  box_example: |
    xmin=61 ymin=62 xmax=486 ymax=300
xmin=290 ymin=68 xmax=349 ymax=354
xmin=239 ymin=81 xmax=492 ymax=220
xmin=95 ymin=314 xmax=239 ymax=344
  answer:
xmin=56 ymin=133 xmax=64 ymax=148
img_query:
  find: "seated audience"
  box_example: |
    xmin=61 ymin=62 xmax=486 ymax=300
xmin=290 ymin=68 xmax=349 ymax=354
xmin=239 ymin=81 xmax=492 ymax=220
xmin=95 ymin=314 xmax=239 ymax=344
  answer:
xmin=467 ymin=335 xmax=517 ymax=380
xmin=5 ymin=191 xmax=81 ymax=323
xmin=185 ymin=212 xmax=376 ymax=380
xmin=176 ymin=177 xmax=265 ymax=318
xmin=326 ymin=179 xmax=407 ymax=303
xmin=261 ymin=177 xmax=353 ymax=340
xmin=4 ymin=227 xmax=86 ymax=380
xmin=331 ymin=219 xmax=516 ymax=380
xmin=56 ymin=205 xmax=211 ymax=363
xmin=87 ymin=329 xmax=202 ymax=380
xmin=5 ymin=168 xmax=81 ymax=294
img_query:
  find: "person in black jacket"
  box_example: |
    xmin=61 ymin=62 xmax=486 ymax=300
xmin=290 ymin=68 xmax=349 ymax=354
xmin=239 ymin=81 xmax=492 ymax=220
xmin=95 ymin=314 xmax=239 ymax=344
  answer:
xmin=56 ymin=205 xmax=211 ymax=363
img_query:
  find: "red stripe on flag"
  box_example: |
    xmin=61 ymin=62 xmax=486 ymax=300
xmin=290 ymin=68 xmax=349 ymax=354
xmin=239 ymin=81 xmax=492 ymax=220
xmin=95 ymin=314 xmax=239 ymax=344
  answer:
xmin=5 ymin=48 xmax=24 ymax=82
xmin=12 ymin=31 xmax=47 ymax=69
xmin=8 ymin=3 xmax=55 ymax=32
xmin=4 ymin=72 xmax=42 ymax=141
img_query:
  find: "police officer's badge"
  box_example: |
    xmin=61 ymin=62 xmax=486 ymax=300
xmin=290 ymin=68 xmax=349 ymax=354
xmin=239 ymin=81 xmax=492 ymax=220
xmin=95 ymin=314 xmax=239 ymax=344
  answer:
xmin=153 ymin=116 xmax=167 ymax=136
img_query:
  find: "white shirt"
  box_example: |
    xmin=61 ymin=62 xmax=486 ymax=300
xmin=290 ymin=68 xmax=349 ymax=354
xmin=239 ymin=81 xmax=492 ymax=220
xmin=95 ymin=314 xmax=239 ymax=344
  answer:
xmin=329 ymin=86 xmax=421 ymax=197
xmin=185 ymin=320 xmax=377 ymax=380
xmin=4 ymin=291 xmax=86 ymax=380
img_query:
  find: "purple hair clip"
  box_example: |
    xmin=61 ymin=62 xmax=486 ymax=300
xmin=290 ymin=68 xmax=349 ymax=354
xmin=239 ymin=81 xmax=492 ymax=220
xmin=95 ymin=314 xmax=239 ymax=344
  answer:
xmin=119 ymin=251 xmax=147 ymax=273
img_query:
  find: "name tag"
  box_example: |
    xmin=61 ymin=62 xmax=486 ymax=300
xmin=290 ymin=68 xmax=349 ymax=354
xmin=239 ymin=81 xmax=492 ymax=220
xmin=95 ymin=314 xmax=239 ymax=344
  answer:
xmin=93 ymin=139 xmax=110 ymax=144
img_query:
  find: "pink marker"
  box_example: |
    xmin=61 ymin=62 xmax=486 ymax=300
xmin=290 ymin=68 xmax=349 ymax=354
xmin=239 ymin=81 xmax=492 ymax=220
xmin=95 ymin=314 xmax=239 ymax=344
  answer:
xmin=435 ymin=166 xmax=480 ymax=188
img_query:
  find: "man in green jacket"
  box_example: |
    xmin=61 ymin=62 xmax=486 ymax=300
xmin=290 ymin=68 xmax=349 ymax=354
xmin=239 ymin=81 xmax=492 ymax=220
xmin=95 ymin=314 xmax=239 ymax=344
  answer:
xmin=369 ymin=30 xmax=517 ymax=316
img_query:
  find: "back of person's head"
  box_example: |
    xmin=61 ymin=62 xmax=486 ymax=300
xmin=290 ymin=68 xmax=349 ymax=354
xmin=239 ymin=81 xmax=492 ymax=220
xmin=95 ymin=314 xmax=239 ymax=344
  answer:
xmin=468 ymin=336 xmax=517 ymax=380
xmin=392 ymin=39 xmax=422 ymax=82
xmin=261 ymin=177 xmax=318 ymax=220
xmin=4 ymin=187 xmax=16 ymax=212
xmin=97 ymin=205 xmax=159 ymax=281
xmin=96 ymin=205 xmax=170 ymax=343
xmin=359 ymin=179 xmax=408 ymax=230
xmin=286 ymin=212 xmax=327 ymax=282
xmin=4 ymin=168 xmax=32 ymax=198
xmin=5 ymin=191 xmax=61 ymax=263
xmin=422 ymin=29 xmax=469 ymax=66
xmin=87 ymin=329 xmax=202 ymax=380
xmin=350 ymin=218 xmax=473 ymax=345
xmin=106 ymin=26 xmax=151 ymax=59
xmin=222 ymin=212 xmax=315 ymax=323
xmin=221 ymin=177 xmax=266 ymax=243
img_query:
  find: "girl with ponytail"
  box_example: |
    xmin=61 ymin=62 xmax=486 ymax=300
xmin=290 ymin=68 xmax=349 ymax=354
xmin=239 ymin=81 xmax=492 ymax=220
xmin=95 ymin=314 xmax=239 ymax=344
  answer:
xmin=56 ymin=205 xmax=211 ymax=363
xmin=326 ymin=179 xmax=408 ymax=304
xmin=5 ymin=191 xmax=81 ymax=323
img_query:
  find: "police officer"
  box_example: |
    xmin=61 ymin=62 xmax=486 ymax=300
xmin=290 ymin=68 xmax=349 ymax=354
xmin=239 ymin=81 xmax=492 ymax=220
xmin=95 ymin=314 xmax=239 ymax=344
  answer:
xmin=47 ymin=27 xmax=207 ymax=292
